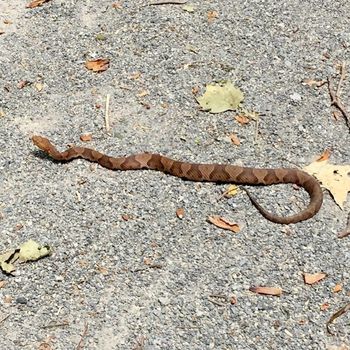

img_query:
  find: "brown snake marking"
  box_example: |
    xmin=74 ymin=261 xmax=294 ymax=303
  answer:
xmin=32 ymin=135 xmax=323 ymax=224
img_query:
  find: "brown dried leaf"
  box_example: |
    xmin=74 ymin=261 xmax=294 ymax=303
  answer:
xmin=4 ymin=295 xmax=12 ymax=303
xmin=0 ymin=280 xmax=5 ymax=288
xmin=208 ymin=216 xmax=240 ymax=233
xmin=234 ymin=114 xmax=250 ymax=125
xmin=229 ymin=133 xmax=240 ymax=146
xmin=26 ymin=0 xmax=51 ymax=8
xmin=176 ymin=208 xmax=185 ymax=219
xmin=96 ymin=265 xmax=108 ymax=275
xmin=249 ymin=286 xmax=282 ymax=296
xmin=320 ymin=302 xmax=330 ymax=311
xmin=129 ymin=71 xmax=141 ymax=80
xmin=191 ymin=86 xmax=200 ymax=95
xmin=122 ymin=214 xmax=130 ymax=221
xmin=85 ymin=59 xmax=110 ymax=72
xmin=302 ymin=78 xmax=326 ymax=88
xmin=303 ymin=272 xmax=327 ymax=285
xmin=207 ymin=10 xmax=219 ymax=23
xmin=80 ymin=133 xmax=92 ymax=142
xmin=137 ymin=89 xmax=149 ymax=97
xmin=112 ymin=2 xmax=122 ymax=9
xmin=316 ymin=149 xmax=331 ymax=162
xmin=17 ymin=80 xmax=30 ymax=89
xmin=333 ymin=284 xmax=342 ymax=293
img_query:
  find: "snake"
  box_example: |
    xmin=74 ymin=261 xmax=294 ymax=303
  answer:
xmin=32 ymin=135 xmax=323 ymax=224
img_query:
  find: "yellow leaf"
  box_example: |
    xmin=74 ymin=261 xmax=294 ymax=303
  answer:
xmin=18 ymin=240 xmax=51 ymax=262
xmin=182 ymin=4 xmax=195 ymax=12
xmin=196 ymin=81 xmax=244 ymax=114
xmin=304 ymin=160 xmax=350 ymax=209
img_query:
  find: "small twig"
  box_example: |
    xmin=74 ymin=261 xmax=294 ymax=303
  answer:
xmin=0 ymin=314 xmax=10 ymax=325
xmin=149 ymin=0 xmax=187 ymax=5
xmin=327 ymin=302 xmax=350 ymax=335
xmin=327 ymin=63 xmax=350 ymax=131
xmin=76 ymin=322 xmax=88 ymax=350
xmin=42 ymin=320 xmax=69 ymax=329
xmin=336 ymin=62 xmax=346 ymax=97
xmin=105 ymin=94 xmax=111 ymax=134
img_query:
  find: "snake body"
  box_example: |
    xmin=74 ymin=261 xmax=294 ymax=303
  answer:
xmin=32 ymin=135 xmax=323 ymax=224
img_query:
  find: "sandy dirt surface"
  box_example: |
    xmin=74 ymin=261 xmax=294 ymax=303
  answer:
xmin=0 ymin=1 xmax=349 ymax=349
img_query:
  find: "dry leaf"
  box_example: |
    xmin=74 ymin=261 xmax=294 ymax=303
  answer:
xmin=96 ymin=265 xmax=108 ymax=275
xmin=327 ymin=302 xmax=350 ymax=334
xmin=196 ymin=81 xmax=244 ymax=113
xmin=112 ymin=2 xmax=122 ymax=9
xmin=17 ymin=80 xmax=30 ymax=89
xmin=225 ymin=185 xmax=239 ymax=197
xmin=333 ymin=284 xmax=342 ymax=293
xmin=229 ymin=133 xmax=240 ymax=146
xmin=26 ymin=0 xmax=51 ymax=8
xmin=85 ymin=59 xmax=110 ymax=73
xmin=234 ymin=114 xmax=250 ymax=125
xmin=143 ymin=257 xmax=152 ymax=265
xmin=316 ymin=149 xmax=331 ymax=162
xmin=80 ymin=134 xmax=92 ymax=142
xmin=321 ymin=302 xmax=330 ymax=311
xmin=121 ymin=214 xmax=130 ymax=221
xmin=4 ymin=295 xmax=12 ymax=303
xmin=208 ymin=216 xmax=240 ymax=233
xmin=137 ymin=90 xmax=149 ymax=97
xmin=207 ymin=10 xmax=219 ymax=23
xmin=303 ymin=272 xmax=327 ymax=285
xmin=182 ymin=4 xmax=195 ymax=12
xmin=129 ymin=71 xmax=141 ymax=80
xmin=230 ymin=295 xmax=237 ymax=304
xmin=176 ymin=208 xmax=185 ymax=219
xmin=304 ymin=160 xmax=350 ymax=209
xmin=0 ymin=280 xmax=6 ymax=288
xmin=333 ymin=110 xmax=343 ymax=121
xmin=302 ymin=78 xmax=326 ymax=88
xmin=34 ymin=82 xmax=43 ymax=91
xmin=249 ymin=286 xmax=282 ymax=296
xmin=191 ymin=86 xmax=200 ymax=95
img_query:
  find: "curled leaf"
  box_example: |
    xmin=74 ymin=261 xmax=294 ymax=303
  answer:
xmin=85 ymin=59 xmax=110 ymax=72
xmin=208 ymin=215 xmax=240 ymax=233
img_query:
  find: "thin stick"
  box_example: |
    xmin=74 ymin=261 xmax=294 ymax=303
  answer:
xmin=76 ymin=322 xmax=88 ymax=350
xmin=327 ymin=75 xmax=350 ymax=129
xmin=0 ymin=314 xmax=10 ymax=324
xmin=105 ymin=94 xmax=111 ymax=134
xmin=336 ymin=62 xmax=346 ymax=97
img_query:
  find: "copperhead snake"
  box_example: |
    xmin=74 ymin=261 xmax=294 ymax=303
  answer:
xmin=32 ymin=136 xmax=323 ymax=224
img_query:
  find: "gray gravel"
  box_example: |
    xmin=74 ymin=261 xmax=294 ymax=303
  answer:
xmin=0 ymin=0 xmax=349 ymax=349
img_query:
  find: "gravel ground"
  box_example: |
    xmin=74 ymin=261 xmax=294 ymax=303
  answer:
xmin=0 ymin=0 xmax=349 ymax=349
